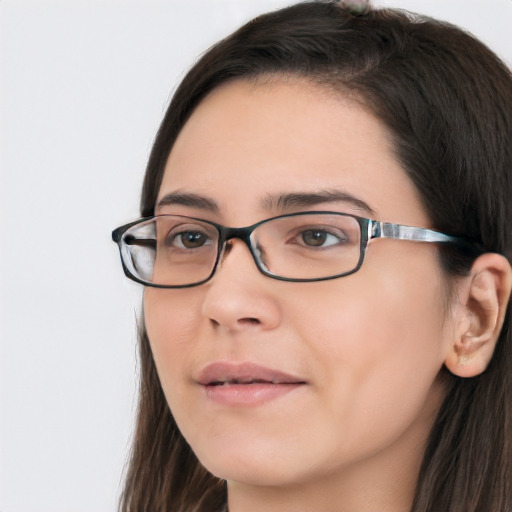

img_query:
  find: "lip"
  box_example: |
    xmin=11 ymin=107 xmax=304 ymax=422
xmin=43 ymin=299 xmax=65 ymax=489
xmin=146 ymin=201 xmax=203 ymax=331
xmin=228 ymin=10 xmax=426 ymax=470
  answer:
xmin=196 ymin=361 xmax=307 ymax=407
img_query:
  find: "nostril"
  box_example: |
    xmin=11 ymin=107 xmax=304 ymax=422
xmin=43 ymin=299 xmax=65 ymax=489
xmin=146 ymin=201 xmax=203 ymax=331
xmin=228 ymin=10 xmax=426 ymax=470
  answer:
xmin=239 ymin=317 xmax=261 ymax=326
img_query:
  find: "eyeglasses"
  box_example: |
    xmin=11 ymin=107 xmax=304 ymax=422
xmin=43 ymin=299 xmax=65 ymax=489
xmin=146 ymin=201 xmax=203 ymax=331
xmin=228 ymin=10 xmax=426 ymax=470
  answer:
xmin=112 ymin=211 xmax=473 ymax=288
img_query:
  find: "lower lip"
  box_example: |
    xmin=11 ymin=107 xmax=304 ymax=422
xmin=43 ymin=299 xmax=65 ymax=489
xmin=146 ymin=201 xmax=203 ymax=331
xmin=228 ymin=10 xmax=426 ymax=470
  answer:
xmin=203 ymin=382 xmax=304 ymax=406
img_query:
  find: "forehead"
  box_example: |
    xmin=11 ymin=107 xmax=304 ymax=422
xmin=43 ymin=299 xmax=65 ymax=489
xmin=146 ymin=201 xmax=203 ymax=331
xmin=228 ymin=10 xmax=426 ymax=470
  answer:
xmin=158 ymin=79 xmax=428 ymax=227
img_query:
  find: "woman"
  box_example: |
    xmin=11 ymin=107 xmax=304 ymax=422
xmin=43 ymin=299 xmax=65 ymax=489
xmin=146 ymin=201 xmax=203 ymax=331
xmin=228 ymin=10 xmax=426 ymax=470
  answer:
xmin=112 ymin=1 xmax=512 ymax=511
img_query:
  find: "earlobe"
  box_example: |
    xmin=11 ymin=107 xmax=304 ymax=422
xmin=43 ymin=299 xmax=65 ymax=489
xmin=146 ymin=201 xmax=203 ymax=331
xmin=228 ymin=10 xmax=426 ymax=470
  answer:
xmin=444 ymin=253 xmax=512 ymax=378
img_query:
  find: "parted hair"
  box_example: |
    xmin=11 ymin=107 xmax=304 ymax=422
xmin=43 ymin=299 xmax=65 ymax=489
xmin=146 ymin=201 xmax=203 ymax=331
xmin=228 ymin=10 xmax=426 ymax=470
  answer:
xmin=119 ymin=3 xmax=512 ymax=511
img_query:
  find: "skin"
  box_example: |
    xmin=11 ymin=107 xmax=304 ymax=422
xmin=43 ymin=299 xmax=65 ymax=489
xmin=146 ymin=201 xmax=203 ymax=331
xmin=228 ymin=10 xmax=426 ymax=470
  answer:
xmin=144 ymin=79 xmax=462 ymax=512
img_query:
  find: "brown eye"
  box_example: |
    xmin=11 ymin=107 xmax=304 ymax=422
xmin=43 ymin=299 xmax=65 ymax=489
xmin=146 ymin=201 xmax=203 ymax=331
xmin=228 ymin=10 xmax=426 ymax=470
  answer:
xmin=302 ymin=230 xmax=326 ymax=246
xmin=170 ymin=231 xmax=210 ymax=249
xmin=300 ymin=229 xmax=344 ymax=247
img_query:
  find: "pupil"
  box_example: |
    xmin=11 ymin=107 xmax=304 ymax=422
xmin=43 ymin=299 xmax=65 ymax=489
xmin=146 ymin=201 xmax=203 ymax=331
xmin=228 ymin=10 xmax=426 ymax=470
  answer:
xmin=182 ymin=231 xmax=206 ymax=248
xmin=303 ymin=230 xmax=326 ymax=246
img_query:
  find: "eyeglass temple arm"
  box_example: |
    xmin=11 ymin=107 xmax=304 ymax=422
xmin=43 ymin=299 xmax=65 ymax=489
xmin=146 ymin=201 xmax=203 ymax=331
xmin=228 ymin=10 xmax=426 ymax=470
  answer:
xmin=370 ymin=221 xmax=461 ymax=244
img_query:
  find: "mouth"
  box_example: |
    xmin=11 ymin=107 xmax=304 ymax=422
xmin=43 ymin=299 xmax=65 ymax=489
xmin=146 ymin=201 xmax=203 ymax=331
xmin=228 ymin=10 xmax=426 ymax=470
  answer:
xmin=197 ymin=361 xmax=306 ymax=386
xmin=208 ymin=378 xmax=298 ymax=386
xmin=196 ymin=362 xmax=307 ymax=406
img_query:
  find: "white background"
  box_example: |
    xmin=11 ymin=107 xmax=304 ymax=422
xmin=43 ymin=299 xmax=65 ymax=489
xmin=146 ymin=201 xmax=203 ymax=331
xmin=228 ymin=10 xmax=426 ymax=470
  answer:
xmin=1 ymin=1 xmax=510 ymax=511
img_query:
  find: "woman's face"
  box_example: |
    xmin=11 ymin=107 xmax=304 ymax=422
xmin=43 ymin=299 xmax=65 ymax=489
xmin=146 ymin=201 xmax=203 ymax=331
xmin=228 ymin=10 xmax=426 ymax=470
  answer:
xmin=144 ymin=79 xmax=455 ymax=491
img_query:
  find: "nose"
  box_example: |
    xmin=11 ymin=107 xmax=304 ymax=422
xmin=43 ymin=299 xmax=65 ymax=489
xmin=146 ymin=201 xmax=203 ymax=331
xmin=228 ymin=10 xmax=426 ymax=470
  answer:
xmin=201 ymin=239 xmax=281 ymax=332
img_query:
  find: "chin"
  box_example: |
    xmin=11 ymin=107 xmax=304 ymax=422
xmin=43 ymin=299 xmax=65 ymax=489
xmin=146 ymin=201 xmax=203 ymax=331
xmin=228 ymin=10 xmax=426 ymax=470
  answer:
xmin=206 ymin=461 xmax=305 ymax=488
xmin=189 ymin=435 xmax=323 ymax=488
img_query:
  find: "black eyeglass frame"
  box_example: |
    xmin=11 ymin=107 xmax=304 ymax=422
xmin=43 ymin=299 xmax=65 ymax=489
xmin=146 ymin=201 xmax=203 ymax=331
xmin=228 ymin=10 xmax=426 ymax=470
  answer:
xmin=112 ymin=211 xmax=479 ymax=288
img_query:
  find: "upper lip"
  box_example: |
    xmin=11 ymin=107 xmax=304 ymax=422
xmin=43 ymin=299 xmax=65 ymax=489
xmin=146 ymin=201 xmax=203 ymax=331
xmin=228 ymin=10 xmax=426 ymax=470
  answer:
xmin=196 ymin=361 xmax=306 ymax=386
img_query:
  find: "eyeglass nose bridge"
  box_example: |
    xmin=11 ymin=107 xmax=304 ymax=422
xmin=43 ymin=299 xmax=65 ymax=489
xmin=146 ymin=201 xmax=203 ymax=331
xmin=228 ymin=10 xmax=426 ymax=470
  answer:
xmin=215 ymin=225 xmax=266 ymax=274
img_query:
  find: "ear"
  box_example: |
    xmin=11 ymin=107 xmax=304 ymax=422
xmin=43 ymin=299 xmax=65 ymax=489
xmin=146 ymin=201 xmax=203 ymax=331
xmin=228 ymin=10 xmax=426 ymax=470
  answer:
xmin=444 ymin=253 xmax=512 ymax=378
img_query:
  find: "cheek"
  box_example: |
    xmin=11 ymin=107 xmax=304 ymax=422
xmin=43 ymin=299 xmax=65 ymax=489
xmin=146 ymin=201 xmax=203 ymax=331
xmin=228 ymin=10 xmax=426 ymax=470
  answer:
xmin=143 ymin=289 xmax=201 ymax=396
xmin=292 ymin=247 xmax=450 ymax=439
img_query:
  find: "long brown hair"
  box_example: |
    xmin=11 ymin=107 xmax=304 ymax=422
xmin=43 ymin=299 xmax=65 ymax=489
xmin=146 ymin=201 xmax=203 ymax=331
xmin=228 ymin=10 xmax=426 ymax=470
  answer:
xmin=119 ymin=3 xmax=512 ymax=511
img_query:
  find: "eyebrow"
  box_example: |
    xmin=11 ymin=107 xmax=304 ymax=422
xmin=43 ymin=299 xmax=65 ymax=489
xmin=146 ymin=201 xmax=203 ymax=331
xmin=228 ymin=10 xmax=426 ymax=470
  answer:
xmin=262 ymin=190 xmax=376 ymax=216
xmin=156 ymin=192 xmax=220 ymax=213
